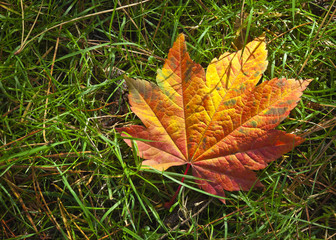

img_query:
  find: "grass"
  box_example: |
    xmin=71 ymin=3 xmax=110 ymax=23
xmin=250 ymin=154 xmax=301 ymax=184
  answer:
xmin=0 ymin=0 xmax=335 ymax=239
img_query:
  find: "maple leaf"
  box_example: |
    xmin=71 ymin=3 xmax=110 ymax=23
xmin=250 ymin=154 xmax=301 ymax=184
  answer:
xmin=118 ymin=34 xmax=311 ymax=204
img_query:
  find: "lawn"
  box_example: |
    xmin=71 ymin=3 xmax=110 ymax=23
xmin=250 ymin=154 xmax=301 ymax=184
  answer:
xmin=0 ymin=0 xmax=335 ymax=239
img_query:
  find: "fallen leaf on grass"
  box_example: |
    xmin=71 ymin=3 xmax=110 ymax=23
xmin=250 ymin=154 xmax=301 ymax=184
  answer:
xmin=118 ymin=33 xmax=311 ymax=204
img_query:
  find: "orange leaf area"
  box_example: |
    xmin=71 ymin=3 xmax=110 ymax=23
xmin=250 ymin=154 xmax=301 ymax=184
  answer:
xmin=118 ymin=34 xmax=311 ymax=203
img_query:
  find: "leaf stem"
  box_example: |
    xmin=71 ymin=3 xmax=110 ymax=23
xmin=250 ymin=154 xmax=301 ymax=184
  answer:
xmin=164 ymin=163 xmax=191 ymax=209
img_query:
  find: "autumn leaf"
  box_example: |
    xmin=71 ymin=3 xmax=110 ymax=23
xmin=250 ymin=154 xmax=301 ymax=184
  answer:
xmin=118 ymin=33 xmax=311 ymax=204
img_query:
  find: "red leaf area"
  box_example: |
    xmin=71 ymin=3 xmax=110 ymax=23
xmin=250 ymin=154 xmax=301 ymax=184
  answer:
xmin=118 ymin=34 xmax=311 ymax=204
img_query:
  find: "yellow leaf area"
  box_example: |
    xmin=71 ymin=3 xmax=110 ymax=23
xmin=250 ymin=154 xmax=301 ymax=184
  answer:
xmin=118 ymin=34 xmax=311 ymax=203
